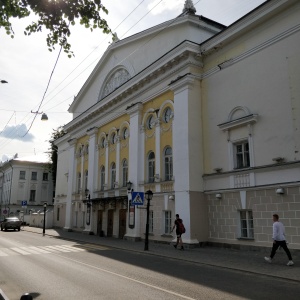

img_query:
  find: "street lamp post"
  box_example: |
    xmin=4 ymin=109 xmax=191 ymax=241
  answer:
xmin=43 ymin=202 xmax=47 ymax=236
xmin=144 ymin=190 xmax=153 ymax=251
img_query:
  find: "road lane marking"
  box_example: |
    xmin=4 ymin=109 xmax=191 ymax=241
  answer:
xmin=58 ymin=254 xmax=197 ymax=300
xmin=56 ymin=245 xmax=85 ymax=252
xmin=11 ymin=248 xmax=31 ymax=255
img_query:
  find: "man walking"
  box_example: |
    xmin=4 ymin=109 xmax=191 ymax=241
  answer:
xmin=171 ymin=214 xmax=184 ymax=250
xmin=264 ymin=214 xmax=294 ymax=266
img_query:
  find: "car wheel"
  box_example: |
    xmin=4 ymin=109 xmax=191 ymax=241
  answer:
xmin=1 ymin=227 xmax=3 ymax=231
xmin=5 ymin=227 xmax=7 ymax=231
xmin=18 ymin=228 xmax=20 ymax=231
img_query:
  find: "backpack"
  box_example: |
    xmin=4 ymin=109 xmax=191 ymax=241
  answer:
xmin=178 ymin=220 xmax=186 ymax=234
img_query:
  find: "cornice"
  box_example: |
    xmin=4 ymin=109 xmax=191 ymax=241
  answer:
xmin=200 ymin=0 xmax=290 ymax=54
xmin=64 ymin=42 xmax=202 ymax=133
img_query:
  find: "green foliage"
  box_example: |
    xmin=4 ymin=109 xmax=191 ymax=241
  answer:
xmin=0 ymin=0 xmax=112 ymax=56
xmin=48 ymin=126 xmax=66 ymax=185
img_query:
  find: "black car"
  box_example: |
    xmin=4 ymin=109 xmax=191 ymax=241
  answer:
xmin=1 ymin=217 xmax=22 ymax=231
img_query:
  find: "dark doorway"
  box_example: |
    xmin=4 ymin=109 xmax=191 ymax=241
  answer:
xmin=107 ymin=209 xmax=114 ymax=237
xmin=119 ymin=209 xmax=127 ymax=239
xmin=97 ymin=210 xmax=103 ymax=236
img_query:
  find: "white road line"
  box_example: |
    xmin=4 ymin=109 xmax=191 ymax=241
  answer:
xmin=20 ymin=247 xmax=45 ymax=254
xmin=52 ymin=245 xmax=79 ymax=252
xmin=57 ymin=245 xmax=85 ymax=252
xmin=28 ymin=246 xmax=51 ymax=254
xmin=11 ymin=248 xmax=31 ymax=255
xmin=58 ymin=254 xmax=197 ymax=300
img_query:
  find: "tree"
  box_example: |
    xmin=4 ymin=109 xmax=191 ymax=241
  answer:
xmin=48 ymin=126 xmax=66 ymax=186
xmin=0 ymin=0 xmax=114 ymax=57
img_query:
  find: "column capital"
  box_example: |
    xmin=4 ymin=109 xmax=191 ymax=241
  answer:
xmin=169 ymin=73 xmax=196 ymax=94
xmin=87 ymin=127 xmax=98 ymax=136
xmin=68 ymin=138 xmax=77 ymax=146
xmin=126 ymin=102 xmax=143 ymax=117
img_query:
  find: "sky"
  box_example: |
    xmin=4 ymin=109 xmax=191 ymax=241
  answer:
xmin=0 ymin=0 xmax=266 ymax=162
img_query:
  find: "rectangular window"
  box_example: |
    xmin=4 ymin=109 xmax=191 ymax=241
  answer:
xmin=240 ymin=210 xmax=254 ymax=238
xmin=19 ymin=171 xmax=26 ymax=180
xmin=29 ymin=190 xmax=36 ymax=202
xmin=43 ymin=173 xmax=48 ymax=181
xmin=235 ymin=141 xmax=250 ymax=169
xmin=57 ymin=207 xmax=60 ymax=221
xmin=31 ymin=172 xmax=37 ymax=180
xmin=164 ymin=211 xmax=172 ymax=234
xmin=149 ymin=210 xmax=154 ymax=233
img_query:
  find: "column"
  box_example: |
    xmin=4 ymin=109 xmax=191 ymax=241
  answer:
xmin=155 ymin=116 xmax=161 ymax=191
xmin=64 ymin=138 xmax=77 ymax=231
xmin=170 ymin=74 xmax=207 ymax=244
xmin=84 ymin=127 xmax=98 ymax=234
xmin=125 ymin=103 xmax=143 ymax=240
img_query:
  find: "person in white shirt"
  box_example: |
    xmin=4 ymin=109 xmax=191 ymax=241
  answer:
xmin=264 ymin=214 xmax=294 ymax=266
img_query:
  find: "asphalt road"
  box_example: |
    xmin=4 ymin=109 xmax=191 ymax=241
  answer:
xmin=0 ymin=231 xmax=299 ymax=300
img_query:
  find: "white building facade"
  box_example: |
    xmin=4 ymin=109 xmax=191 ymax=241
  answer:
xmin=54 ymin=0 xmax=300 ymax=249
xmin=0 ymin=155 xmax=54 ymax=218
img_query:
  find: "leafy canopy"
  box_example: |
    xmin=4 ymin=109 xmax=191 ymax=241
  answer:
xmin=0 ymin=0 xmax=114 ymax=57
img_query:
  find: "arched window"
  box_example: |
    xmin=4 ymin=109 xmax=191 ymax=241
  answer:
xmin=164 ymin=147 xmax=173 ymax=181
xmin=122 ymin=159 xmax=128 ymax=187
xmin=148 ymin=152 xmax=155 ymax=183
xmin=110 ymin=162 xmax=116 ymax=189
xmin=77 ymin=172 xmax=81 ymax=193
xmin=85 ymin=170 xmax=88 ymax=190
xmin=100 ymin=137 xmax=105 ymax=148
xmin=100 ymin=166 xmax=105 ymax=191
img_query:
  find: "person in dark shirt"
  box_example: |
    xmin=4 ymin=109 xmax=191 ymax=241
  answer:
xmin=171 ymin=214 xmax=184 ymax=250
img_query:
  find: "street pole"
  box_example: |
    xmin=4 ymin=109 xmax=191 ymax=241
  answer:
xmin=144 ymin=190 xmax=153 ymax=251
xmin=144 ymin=197 xmax=150 ymax=251
xmin=43 ymin=202 xmax=47 ymax=236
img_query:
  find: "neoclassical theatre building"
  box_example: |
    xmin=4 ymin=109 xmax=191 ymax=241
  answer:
xmin=54 ymin=0 xmax=300 ymax=249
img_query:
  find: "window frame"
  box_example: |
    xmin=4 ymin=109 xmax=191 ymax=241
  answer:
xmin=31 ymin=172 xmax=37 ymax=181
xmin=239 ymin=210 xmax=254 ymax=239
xmin=146 ymin=115 xmax=154 ymax=130
xmin=164 ymin=147 xmax=173 ymax=181
xmin=110 ymin=162 xmax=116 ymax=189
xmin=29 ymin=190 xmax=36 ymax=202
xmin=19 ymin=171 xmax=26 ymax=180
xmin=148 ymin=151 xmax=155 ymax=183
xmin=163 ymin=107 xmax=172 ymax=123
xmin=164 ymin=211 xmax=172 ymax=234
xmin=234 ymin=140 xmax=250 ymax=169
xmin=77 ymin=172 xmax=81 ymax=193
xmin=43 ymin=172 xmax=48 ymax=181
xmin=100 ymin=166 xmax=105 ymax=191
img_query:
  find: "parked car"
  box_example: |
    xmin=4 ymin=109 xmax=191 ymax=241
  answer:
xmin=1 ymin=217 xmax=22 ymax=231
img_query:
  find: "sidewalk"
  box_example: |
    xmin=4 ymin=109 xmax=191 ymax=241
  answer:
xmin=23 ymin=226 xmax=299 ymax=282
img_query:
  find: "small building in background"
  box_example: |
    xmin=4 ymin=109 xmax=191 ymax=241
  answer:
xmin=0 ymin=154 xmax=54 ymax=220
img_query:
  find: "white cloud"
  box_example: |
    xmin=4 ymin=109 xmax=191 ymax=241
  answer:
xmin=0 ymin=124 xmax=35 ymax=142
xmin=147 ymin=0 xmax=182 ymax=16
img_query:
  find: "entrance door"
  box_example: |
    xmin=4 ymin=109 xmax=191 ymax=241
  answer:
xmin=107 ymin=209 xmax=114 ymax=237
xmin=97 ymin=210 xmax=103 ymax=236
xmin=119 ymin=209 xmax=127 ymax=239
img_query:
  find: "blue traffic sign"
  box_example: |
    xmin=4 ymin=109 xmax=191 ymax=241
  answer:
xmin=21 ymin=200 xmax=27 ymax=206
xmin=131 ymin=192 xmax=144 ymax=205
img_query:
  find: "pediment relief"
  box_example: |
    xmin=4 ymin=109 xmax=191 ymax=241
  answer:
xmin=100 ymin=68 xmax=131 ymax=100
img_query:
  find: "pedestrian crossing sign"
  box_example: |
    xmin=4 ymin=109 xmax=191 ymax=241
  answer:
xmin=131 ymin=192 xmax=144 ymax=205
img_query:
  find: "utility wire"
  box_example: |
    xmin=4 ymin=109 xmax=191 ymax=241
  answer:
xmin=21 ymin=45 xmax=63 ymax=137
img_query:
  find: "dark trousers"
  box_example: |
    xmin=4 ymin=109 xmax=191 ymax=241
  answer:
xmin=270 ymin=240 xmax=292 ymax=260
